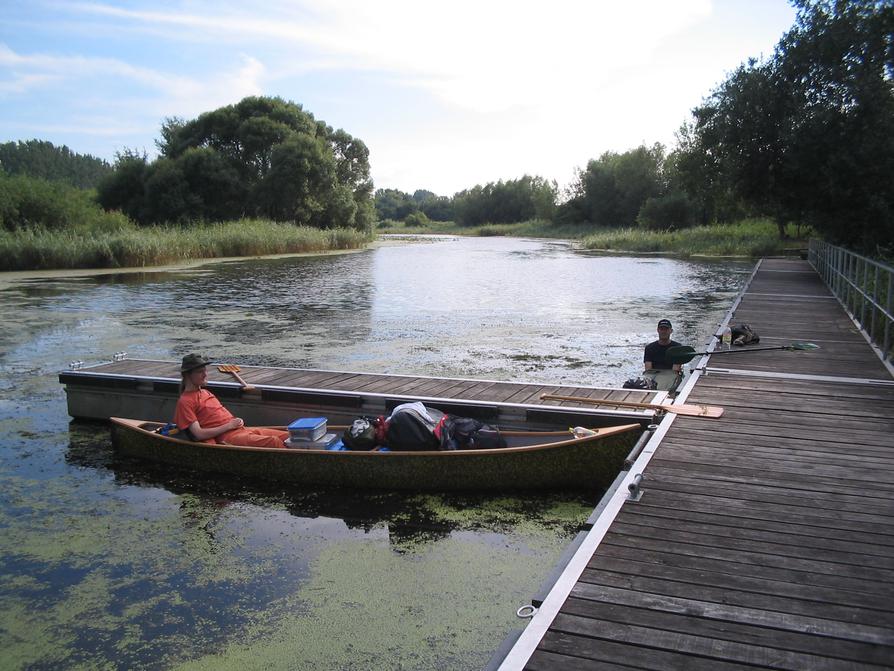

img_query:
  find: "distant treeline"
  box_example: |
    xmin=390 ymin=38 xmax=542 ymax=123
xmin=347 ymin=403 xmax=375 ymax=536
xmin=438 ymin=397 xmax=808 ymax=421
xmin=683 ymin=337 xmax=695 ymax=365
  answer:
xmin=377 ymin=0 xmax=894 ymax=251
xmin=0 ymin=139 xmax=111 ymax=189
xmin=1 ymin=0 xmax=891 ymax=256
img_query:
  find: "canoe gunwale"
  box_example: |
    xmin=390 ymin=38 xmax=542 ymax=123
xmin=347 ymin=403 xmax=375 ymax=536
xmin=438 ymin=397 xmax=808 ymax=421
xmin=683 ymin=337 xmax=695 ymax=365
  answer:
xmin=112 ymin=418 xmax=640 ymax=457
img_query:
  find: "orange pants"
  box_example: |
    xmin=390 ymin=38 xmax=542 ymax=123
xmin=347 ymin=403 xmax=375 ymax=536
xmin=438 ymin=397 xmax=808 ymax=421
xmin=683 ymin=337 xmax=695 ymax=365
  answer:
xmin=218 ymin=427 xmax=289 ymax=449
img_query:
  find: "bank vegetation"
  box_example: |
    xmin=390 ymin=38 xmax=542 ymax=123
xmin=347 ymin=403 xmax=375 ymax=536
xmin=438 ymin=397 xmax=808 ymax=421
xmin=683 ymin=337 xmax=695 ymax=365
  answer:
xmin=1 ymin=1 xmax=890 ymax=269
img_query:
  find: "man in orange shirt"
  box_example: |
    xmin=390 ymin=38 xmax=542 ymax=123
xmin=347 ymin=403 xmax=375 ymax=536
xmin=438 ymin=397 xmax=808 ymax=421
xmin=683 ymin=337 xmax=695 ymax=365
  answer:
xmin=175 ymin=354 xmax=289 ymax=448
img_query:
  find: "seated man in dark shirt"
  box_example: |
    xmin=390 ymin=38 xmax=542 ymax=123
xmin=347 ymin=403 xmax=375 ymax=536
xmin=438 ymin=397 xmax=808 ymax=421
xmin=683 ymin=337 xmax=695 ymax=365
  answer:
xmin=643 ymin=319 xmax=682 ymax=372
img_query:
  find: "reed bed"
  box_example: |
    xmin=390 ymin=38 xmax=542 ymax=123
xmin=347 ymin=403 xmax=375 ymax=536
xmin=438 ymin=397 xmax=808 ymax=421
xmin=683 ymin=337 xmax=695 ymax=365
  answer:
xmin=0 ymin=220 xmax=371 ymax=271
xmin=581 ymin=219 xmax=806 ymax=257
xmin=377 ymin=217 xmax=804 ymax=257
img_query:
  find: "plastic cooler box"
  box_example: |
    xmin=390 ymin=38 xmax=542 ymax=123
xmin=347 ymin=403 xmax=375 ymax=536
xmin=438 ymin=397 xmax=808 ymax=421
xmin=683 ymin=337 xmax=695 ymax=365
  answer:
xmin=287 ymin=417 xmax=327 ymax=442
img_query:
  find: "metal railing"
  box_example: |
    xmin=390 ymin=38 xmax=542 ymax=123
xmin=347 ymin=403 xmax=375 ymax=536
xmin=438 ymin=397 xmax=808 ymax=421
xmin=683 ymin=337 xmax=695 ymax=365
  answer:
xmin=809 ymin=239 xmax=893 ymax=365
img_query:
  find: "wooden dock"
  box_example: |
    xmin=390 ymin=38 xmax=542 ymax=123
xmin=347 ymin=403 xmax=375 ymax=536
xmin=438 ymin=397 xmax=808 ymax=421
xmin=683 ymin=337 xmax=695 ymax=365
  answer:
xmin=59 ymin=358 xmax=663 ymax=430
xmin=499 ymin=258 xmax=894 ymax=670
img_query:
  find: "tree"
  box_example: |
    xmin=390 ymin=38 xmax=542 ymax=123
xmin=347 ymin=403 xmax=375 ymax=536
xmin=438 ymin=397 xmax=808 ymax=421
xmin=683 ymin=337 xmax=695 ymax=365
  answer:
xmin=374 ymin=188 xmax=417 ymax=221
xmin=96 ymin=150 xmax=150 ymax=224
xmin=560 ymin=145 xmax=665 ymax=227
xmin=679 ymin=0 xmax=894 ymax=247
xmin=452 ymin=175 xmax=557 ymax=226
xmin=106 ymin=96 xmax=374 ymax=229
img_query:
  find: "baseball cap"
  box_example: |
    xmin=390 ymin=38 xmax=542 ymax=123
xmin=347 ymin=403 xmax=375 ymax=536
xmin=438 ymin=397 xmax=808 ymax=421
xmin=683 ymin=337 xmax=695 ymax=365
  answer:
xmin=657 ymin=319 xmax=672 ymax=329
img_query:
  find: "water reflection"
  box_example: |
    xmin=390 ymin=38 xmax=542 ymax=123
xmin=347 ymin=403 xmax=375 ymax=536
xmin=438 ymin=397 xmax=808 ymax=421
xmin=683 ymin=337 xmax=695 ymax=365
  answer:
xmin=0 ymin=237 xmax=751 ymax=669
xmin=65 ymin=421 xmax=594 ymax=553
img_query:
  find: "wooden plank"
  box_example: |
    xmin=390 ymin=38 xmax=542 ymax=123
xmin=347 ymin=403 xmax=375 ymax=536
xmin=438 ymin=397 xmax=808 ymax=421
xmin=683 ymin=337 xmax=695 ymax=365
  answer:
xmin=630 ymin=489 xmax=894 ymax=533
xmin=639 ymin=470 xmax=894 ymax=514
xmin=606 ymin=519 xmax=894 ymax=569
xmin=576 ymin=570 xmax=894 ymax=628
xmin=568 ymin=583 xmax=894 ymax=645
xmin=593 ymin=543 xmax=886 ymax=595
xmin=611 ymin=511 xmax=894 ymax=560
xmin=546 ymin=612 xmax=862 ymax=671
xmin=559 ymin=599 xmax=893 ymax=668
xmin=534 ymin=630 xmax=758 ymax=671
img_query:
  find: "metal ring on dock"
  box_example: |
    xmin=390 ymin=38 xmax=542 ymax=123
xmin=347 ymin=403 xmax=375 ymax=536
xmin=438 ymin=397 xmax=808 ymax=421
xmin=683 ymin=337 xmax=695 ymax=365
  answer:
xmin=516 ymin=604 xmax=538 ymax=619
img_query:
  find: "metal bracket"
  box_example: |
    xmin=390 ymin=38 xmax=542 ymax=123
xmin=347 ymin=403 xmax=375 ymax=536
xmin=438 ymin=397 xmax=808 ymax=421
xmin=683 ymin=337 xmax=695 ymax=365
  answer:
xmin=627 ymin=473 xmax=644 ymax=502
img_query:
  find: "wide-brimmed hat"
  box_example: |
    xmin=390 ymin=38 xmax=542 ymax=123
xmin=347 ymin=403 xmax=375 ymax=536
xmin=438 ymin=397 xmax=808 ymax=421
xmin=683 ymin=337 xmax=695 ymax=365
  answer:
xmin=657 ymin=319 xmax=672 ymax=329
xmin=180 ymin=353 xmax=211 ymax=373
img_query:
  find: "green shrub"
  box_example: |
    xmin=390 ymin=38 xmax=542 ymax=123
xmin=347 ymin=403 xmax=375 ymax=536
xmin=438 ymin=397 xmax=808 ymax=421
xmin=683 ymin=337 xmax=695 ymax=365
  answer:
xmin=637 ymin=192 xmax=694 ymax=230
xmin=0 ymin=172 xmax=134 ymax=234
xmin=403 ymin=211 xmax=430 ymax=227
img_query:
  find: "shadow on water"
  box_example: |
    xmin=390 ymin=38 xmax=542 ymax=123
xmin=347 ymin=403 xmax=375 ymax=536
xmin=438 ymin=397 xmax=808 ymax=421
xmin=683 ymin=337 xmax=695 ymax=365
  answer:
xmin=65 ymin=421 xmax=597 ymax=553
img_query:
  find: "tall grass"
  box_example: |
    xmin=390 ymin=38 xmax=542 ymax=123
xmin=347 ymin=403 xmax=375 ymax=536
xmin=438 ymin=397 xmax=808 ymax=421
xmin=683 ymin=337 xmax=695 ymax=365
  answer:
xmin=581 ymin=219 xmax=807 ymax=257
xmin=0 ymin=219 xmax=371 ymax=271
xmin=377 ymin=217 xmax=804 ymax=256
xmin=377 ymin=219 xmax=595 ymax=239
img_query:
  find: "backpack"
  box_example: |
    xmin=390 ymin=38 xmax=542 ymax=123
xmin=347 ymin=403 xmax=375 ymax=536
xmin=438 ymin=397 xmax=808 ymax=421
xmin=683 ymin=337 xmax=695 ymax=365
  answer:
xmin=342 ymin=416 xmax=379 ymax=450
xmin=622 ymin=376 xmax=658 ymax=390
xmin=439 ymin=415 xmax=507 ymax=451
xmin=731 ymin=323 xmax=760 ymax=346
xmin=386 ymin=409 xmax=441 ymax=451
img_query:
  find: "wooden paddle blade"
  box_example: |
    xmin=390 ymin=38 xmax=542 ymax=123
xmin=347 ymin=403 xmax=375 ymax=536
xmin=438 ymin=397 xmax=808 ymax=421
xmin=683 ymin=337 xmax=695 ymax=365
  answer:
xmin=217 ymin=364 xmax=240 ymax=373
xmin=540 ymin=393 xmax=724 ymax=419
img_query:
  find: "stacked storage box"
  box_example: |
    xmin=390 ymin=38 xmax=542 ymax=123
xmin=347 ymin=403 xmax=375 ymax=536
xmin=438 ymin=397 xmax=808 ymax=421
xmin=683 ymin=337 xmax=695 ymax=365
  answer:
xmin=285 ymin=417 xmax=336 ymax=449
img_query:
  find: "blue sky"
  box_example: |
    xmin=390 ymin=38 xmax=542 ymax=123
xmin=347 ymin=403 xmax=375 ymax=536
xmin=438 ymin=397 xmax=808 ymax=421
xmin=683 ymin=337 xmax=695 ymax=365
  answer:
xmin=1 ymin=1 xmax=796 ymax=196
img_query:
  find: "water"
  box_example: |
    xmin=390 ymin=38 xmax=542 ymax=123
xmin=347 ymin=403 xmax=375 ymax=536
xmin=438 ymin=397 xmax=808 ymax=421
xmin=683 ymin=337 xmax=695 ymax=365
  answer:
xmin=0 ymin=236 xmax=750 ymax=669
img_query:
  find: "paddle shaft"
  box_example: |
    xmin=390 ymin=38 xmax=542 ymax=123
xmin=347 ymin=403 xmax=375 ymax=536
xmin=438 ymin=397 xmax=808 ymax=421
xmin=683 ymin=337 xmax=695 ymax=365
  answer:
xmin=667 ymin=342 xmax=818 ymax=365
xmin=540 ymin=393 xmax=723 ymax=418
xmin=217 ymin=366 xmax=258 ymax=392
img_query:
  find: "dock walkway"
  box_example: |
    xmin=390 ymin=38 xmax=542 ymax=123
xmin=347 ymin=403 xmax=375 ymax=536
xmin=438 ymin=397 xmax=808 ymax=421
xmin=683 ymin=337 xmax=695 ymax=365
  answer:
xmin=503 ymin=258 xmax=894 ymax=670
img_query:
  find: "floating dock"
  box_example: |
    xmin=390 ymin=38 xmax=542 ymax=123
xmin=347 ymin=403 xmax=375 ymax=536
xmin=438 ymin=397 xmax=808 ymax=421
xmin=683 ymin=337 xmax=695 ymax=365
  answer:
xmin=59 ymin=360 xmax=664 ymax=431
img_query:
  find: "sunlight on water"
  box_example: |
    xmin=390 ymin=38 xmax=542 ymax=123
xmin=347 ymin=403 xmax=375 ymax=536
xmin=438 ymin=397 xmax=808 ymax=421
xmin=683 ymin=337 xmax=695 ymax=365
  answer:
xmin=0 ymin=237 xmax=750 ymax=669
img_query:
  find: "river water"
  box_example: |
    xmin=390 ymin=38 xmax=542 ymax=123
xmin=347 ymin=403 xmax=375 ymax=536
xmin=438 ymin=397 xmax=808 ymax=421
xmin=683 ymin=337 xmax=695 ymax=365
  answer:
xmin=0 ymin=236 xmax=751 ymax=670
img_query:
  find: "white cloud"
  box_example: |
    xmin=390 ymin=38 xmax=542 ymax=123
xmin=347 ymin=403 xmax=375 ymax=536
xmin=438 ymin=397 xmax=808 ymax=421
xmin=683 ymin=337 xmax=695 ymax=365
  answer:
xmin=67 ymin=1 xmax=713 ymax=113
xmin=6 ymin=1 xmax=793 ymax=192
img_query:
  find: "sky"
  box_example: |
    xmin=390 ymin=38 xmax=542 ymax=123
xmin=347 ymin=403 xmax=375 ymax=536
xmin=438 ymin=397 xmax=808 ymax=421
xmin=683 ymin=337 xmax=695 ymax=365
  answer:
xmin=1 ymin=1 xmax=797 ymax=196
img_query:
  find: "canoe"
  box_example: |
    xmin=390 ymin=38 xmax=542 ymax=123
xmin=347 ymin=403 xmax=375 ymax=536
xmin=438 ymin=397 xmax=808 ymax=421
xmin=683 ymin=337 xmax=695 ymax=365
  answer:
xmin=109 ymin=417 xmax=642 ymax=491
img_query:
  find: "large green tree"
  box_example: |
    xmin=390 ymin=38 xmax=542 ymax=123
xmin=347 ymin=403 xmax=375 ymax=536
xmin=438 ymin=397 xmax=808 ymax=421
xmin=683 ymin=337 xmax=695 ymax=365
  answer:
xmin=679 ymin=0 xmax=894 ymax=247
xmin=452 ymin=175 xmax=557 ymax=226
xmin=98 ymin=97 xmax=374 ymax=230
xmin=559 ymin=144 xmax=665 ymax=227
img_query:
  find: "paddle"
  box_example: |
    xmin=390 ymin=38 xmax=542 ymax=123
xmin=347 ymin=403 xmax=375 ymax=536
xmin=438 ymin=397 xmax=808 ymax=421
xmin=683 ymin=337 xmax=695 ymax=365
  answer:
xmin=217 ymin=364 xmax=258 ymax=393
xmin=665 ymin=342 xmax=819 ymax=365
xmin=540 ymin=393 xmax=723 ymax=418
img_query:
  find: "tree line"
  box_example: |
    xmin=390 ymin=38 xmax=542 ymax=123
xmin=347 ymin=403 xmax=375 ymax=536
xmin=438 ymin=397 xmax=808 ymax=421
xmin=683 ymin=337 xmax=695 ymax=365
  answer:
xmin=2 ymin=0 xmax=891 ymax=251
xmin=0 ymin=140 xmax=111 ymax=189
xmin=377 ymin=0 xmax=893 ymax=251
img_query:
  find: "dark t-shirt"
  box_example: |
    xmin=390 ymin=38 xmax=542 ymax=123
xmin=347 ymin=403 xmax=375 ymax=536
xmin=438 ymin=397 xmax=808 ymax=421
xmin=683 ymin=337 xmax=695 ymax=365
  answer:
xmin=644 ymin=339 xmax=681 ymax=370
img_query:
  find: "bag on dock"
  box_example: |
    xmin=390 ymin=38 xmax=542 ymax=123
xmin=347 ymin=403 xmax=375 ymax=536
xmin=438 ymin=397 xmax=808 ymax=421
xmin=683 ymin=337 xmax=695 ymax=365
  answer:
xmin=622 ymin=376 xmax=658 ymax=390
xmin=731 ymin=323 xmax=760 ymax=346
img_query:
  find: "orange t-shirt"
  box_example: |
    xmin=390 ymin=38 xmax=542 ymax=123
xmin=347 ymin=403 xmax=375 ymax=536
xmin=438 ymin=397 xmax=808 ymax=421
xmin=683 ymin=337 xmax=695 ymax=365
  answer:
xmin=175 ymin=389 xmax=234 ymax=440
